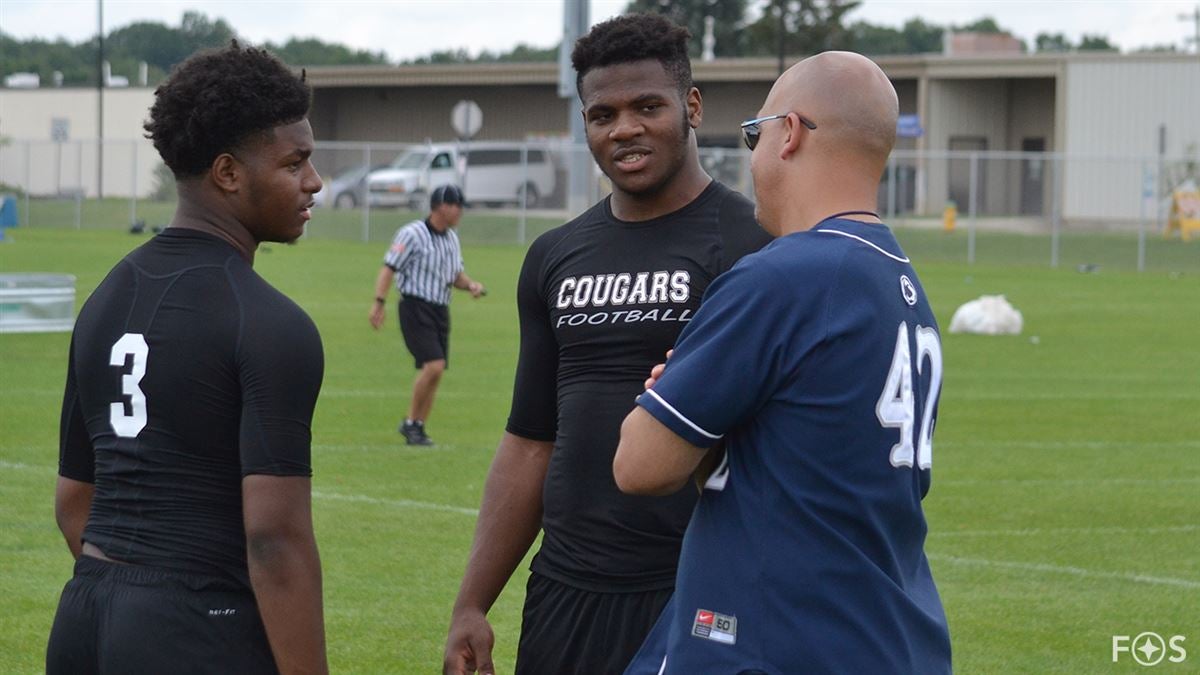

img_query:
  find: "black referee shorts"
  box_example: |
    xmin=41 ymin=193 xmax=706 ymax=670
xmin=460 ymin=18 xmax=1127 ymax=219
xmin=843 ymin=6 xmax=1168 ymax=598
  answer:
xmin=514 ymin=572 xmax=673 ymax=675
xmin=398 ymin=294 xmax=450 ymax=369
xmin=46 ymin=555 xmax=277 ymax=675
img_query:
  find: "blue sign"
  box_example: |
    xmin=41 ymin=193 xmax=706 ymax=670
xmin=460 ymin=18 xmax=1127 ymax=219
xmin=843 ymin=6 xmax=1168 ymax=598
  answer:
xmin=897 ymin=114 xmax=923 ymax=138
xmin=0 ymin=196 xmax=17 ymax=228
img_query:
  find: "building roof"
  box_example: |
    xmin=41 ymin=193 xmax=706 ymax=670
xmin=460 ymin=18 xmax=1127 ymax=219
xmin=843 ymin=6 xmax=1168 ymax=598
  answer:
xmin=301 ymin=52 xmax=1194 ymax=89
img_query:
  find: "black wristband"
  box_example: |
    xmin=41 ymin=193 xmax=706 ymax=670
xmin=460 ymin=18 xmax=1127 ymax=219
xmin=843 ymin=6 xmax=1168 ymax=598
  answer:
xmin=374 ymin=296 xmax=386 ymax=304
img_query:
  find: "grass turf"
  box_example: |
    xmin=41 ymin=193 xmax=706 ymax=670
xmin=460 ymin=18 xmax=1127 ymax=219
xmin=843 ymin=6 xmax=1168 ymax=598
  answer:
xmin=1 ymin=222 xmax=1197 ymax=673
xmin=14 ymin=196 xmax=1200 ymax=273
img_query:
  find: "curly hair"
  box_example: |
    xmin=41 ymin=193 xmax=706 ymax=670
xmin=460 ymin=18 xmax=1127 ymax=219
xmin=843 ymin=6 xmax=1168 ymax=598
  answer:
xmin=571 ymin=13 xmax=693 ymax=99
xmin=144 ymin=41 xmax=311 ymax=178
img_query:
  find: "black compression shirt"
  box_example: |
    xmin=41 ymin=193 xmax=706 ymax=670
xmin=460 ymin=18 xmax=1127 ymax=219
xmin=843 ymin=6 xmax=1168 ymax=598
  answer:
xmin=506 ymin=181 xmax=771 ymax=591
xmin=58 ymin=228 xmax=324 ymax=590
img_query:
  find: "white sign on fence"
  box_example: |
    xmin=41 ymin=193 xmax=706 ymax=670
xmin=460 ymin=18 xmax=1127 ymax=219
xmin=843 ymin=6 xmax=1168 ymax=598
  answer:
xmin=450 ymin=100 xmax=483 ymax=140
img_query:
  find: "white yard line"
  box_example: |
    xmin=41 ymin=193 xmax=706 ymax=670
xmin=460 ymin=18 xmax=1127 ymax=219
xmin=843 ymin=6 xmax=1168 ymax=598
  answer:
xmin=938 ymin=440 xmax=1200 ymax=450
xmin=312 ymin=490 xmax=478 ymax=517
xmin=931 ymin=524 xmax=1200 ymax=538
xmin=0 ymin=460 xmax=42 ymax=471
xmin=949 ymin=392 xmax=1200 ymax=401
xmin=8 ymin=458 xmax=1197 ymax=590
xmin=1 ymin=461 xmax=479 ymax=517
xmin=317 ymin=389 xmax=507 ymax=399
xmin=313 ymin=443 xmax=462 ymax=452
xmin=929 ymin=554 xmax=1200 ymax=590
xmin=938 ymin=478 xmax=1200 ymax=487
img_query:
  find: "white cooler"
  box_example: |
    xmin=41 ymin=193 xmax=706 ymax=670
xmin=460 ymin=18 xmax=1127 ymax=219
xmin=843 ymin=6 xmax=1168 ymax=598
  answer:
xmin=0 ymin=273 xmax=77 ymax=333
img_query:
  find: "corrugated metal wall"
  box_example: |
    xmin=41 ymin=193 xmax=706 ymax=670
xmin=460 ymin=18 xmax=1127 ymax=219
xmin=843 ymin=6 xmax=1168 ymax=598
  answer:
xmin=0 ymin=88 xmax=157 ymax=198
xmin=309 ymin=80 xmax=784 ymax=148
xmin=1063 ymin=58 xmax=1200 ymax=223
xmin=4 ymin=55 xmax=1195 ymax=216
xmin=313 ymin=85 xmax=566 ymax=144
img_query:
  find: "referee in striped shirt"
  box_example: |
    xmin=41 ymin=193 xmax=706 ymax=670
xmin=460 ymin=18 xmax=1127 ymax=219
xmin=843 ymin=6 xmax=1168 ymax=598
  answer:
xmin=370 ymin=184 xmax=485 ymax=445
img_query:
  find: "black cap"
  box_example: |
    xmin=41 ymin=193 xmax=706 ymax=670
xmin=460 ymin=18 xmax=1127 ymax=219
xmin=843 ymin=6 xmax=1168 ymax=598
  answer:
xmin=430 ymin=184 xmax=464 ymax=208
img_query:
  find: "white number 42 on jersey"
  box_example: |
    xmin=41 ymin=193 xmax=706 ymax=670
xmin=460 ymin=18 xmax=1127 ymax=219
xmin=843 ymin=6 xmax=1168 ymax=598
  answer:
xmin=876 ymin=321 xmax=942 ymax=470
xmin=703 ymin=320 xmax=944 ymax=493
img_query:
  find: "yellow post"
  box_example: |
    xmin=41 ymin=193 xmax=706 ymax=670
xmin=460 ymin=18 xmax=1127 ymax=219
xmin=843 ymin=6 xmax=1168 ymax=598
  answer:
xmin=943 ymin=202 xmax=957 ymax=232
xmin=1166 ymin=188 xmax=1200 ymax=242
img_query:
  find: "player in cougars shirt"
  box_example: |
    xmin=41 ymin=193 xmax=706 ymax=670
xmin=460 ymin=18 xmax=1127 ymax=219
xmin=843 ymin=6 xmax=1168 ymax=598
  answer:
xmin=443 ymin=13 xmax=771 ymax=675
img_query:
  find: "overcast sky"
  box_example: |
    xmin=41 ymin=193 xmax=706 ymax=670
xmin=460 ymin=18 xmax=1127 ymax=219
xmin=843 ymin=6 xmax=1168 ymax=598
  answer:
xmin=1 ymin=1 xmax=1196 ymax=60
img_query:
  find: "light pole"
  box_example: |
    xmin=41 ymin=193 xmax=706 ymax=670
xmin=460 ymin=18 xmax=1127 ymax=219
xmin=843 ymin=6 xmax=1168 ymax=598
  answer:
xmin=777 ymin=0 xmax=786 ymax=76
xmin=1179 ymin=5 xmax=1200 ymax=53
xmin=560 ymin=0 xmax=590 ymax=216
xmin=97 ymin=0 xmax=104 ymax=199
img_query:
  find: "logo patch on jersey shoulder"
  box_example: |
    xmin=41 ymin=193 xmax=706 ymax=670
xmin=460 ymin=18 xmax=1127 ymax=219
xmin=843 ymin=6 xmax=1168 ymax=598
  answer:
xmin=900 ymin=275 xmax=918 ymax=306
xmin=691 ymin=608 xmax=737 ymax=645
xmin=390 ymin=242 xmax=406 ymax=255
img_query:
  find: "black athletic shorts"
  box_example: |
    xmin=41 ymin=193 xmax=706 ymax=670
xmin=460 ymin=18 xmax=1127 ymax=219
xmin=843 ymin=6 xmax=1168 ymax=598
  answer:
xmin=46 ymin=555 xmax=277 ymax=675
xmin=514 ymin=572 xmax=673 ymax=675
xmin=398 ymin=294 xmax=450 ymax=369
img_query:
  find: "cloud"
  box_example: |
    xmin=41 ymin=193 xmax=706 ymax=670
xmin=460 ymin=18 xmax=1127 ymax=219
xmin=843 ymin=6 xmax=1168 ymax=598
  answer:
xmin=0 ymin=0 xmax=1192 ymax=59
xmin=850 ymin=0 xmax=1194 ymax=52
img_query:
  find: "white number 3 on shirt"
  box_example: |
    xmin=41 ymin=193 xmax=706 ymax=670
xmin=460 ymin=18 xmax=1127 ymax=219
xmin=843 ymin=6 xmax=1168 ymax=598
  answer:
xmin=876 ymin=322 xmax=942 ymax=469
xmin=109 ymin=333 xmax=149 ymax=438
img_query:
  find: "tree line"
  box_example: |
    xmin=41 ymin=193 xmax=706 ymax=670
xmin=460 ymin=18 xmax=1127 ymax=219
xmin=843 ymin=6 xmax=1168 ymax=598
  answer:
xmin=2 ymin=2 xmax=1165 ymax=88
xmin=0 ymin=11 xmax=388 ymax=88
xmin=627 ymin=1 xmax=1131 ymax=59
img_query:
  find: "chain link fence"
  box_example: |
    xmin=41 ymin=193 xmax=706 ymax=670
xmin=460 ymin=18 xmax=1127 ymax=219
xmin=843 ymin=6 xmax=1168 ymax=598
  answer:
xmin=1 ymin=138 xmax=1196 ymax=272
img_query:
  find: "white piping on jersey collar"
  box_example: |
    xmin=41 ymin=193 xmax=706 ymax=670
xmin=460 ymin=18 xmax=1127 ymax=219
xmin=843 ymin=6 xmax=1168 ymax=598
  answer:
xmin=815 ymin=228 xmax=910 ymax=263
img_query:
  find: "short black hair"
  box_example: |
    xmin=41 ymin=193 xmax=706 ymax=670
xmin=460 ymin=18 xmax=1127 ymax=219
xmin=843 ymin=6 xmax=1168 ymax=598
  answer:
xmin=571 ymin=13 xmax=693 ymax=99
xmin=430 ymin=184 xmax=464 ymax=208
xmin=144 ymin=40 xmax=311 ymax=178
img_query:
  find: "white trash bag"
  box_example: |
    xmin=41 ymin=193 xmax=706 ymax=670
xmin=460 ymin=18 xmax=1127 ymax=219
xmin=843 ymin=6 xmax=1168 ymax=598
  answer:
xmin=948 ymin=294 xmax=1023 ymax=335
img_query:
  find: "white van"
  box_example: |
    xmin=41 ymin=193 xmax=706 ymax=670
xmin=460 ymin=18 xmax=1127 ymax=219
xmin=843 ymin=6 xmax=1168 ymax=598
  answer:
xmin=367 ymin=141 xmax=556 ymax=209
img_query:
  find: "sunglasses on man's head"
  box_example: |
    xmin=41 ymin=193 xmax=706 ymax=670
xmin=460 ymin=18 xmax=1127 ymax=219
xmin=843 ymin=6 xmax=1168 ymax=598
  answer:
xmin=740 ymin=113 xmax=818 ymax=151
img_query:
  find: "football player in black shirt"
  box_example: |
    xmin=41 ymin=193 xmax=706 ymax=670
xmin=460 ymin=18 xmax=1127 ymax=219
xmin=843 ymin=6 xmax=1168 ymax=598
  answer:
xmin=47 ymin=42 xmax=328 ymax=675
xmin=444 ymin=14 xmax=772 ymax=675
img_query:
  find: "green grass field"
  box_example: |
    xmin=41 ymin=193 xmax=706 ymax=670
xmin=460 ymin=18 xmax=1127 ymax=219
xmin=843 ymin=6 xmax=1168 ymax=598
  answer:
xmin=1 ymin=222 xmax=1198 ymax=673
xmin=10 ymin=196 xmax=569 ymax=247
xmin=14 ymin=196 xmax=1200 ymax=273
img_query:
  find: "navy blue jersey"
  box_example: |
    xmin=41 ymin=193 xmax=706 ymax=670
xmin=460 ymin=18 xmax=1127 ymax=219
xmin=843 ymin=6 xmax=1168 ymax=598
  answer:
xmin=631 ymin=219 xmax=951 ymax=673
xmin=58 ymin=228 xmax=324 ymax=590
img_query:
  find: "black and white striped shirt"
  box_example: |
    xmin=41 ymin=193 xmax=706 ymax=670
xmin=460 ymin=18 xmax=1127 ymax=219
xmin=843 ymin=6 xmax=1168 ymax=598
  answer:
xmin=383 ymin=219 xmax=464 ymax=306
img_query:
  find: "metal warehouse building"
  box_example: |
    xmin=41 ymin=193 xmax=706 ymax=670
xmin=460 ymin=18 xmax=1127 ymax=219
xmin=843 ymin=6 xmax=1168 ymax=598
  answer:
xmin=2 ymin=51 xmax=1197 ymax=226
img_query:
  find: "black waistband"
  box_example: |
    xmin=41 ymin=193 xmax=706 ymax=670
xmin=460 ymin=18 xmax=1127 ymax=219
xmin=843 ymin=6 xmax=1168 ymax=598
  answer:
xmin=74 ymin=554 xmax=247 ymax=593
xmin=401 ymin=293 xmax=449 ymax=308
